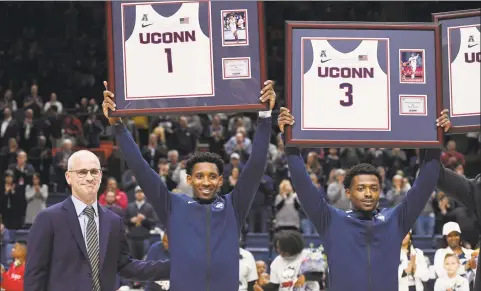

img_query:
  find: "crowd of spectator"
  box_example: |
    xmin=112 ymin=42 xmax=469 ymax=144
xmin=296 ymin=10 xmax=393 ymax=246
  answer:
xmin=1 ymin=2 xmax=480 ymax=290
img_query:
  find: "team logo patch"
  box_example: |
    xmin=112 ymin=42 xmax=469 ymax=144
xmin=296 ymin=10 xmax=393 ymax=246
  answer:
xmin=212 ymin=201 xmax=224 ymax=210
xmin=220 ymin=9 xmax=248 ymax=47
xmin=399 ymin=49 xmax=426 ymax=84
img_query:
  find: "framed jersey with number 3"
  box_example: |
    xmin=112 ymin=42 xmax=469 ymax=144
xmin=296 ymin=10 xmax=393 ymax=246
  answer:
xmin=285 ymin=22 xmax=444 ymax=148
xmin=106 ymin=0 xmax=267 ymax=116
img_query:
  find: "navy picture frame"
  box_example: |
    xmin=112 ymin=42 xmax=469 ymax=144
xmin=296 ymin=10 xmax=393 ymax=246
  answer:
xmin=106 ymin=0 xmax=268 ymax=116
xmin=285 ymin=21 xmax=444 ymax=148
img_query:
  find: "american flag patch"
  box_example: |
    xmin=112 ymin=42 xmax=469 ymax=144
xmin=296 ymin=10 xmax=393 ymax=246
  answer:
xmin=180 ymin=17 xmax=189 ymax=24
xmin=358 ymin=55 xmax=368 ymax=61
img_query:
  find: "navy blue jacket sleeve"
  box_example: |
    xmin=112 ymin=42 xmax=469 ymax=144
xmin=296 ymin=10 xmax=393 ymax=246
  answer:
xmin=230 ymin=117 xmax=272 ymax=230
xmin=113 ymin=124 xmax=171 ymax=227
xmin=394 ymin=148 xmax=441 ymax=235
xmin=437 ymin=167 xmax=481 ymax=218
xmin=117 ymin=218 xmax=170 ymax=281
xmin=144 ymin=243 xmax=169 ymax=291
xmin=285 ymin=145 xmax=332 ymax=235
xmin=24 ymin=211 xmax=53 ymax=291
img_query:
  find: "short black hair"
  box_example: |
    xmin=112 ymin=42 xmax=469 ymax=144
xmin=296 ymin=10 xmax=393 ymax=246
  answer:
xmin=274 ymin=230 xmax=304 ymax=256
xmin=185 ymin=152 xmax=224 ymax=176
xmin=343 ymin=163 xmax=382 ymax=189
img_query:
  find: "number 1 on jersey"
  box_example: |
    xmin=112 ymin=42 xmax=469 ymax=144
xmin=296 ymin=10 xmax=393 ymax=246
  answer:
xmin=339 ymin=83 xmax=353 ymax=107
xmin=165 ymin=48 xmax=173 ymax=73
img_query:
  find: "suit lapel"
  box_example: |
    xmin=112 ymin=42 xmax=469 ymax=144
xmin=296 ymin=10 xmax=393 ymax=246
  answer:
xmin=98 ymin=205 xmax=110 ymax=270
xmin=63 ymin=197 xmax=89 ymax=261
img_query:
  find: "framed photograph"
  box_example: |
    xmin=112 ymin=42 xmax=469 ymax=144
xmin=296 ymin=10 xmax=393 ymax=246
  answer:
xmin=105 ymin=0 xmax=267 ymax=116
xmin=433 ymin=9 xmax=480 ymax=133
xmin=285 ymin=22 xmax=443 ymax=148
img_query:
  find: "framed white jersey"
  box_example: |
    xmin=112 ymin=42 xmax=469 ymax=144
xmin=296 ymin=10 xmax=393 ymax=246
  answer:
xmin=285 ymin=22 xmax=443 ymax=148
xmin=122 ymin=1 xmax=214 ymax=99
xmin=433 ymin=9 xmax=480 ymax=133
xmin=302 ymin=38 xmax=391 ymax=131
xmin=448 ymin=24 xmax=480 ymax=117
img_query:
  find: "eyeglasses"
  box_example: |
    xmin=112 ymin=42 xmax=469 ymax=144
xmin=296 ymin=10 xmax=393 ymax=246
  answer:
xmin=68 ymin=168 xmax=102 ymax=178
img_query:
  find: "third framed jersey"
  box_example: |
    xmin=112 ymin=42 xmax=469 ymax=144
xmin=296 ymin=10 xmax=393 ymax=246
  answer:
xmin=433 ymin=9 xmax=480 ymax=133
xmin=448 ymin=24 xmax=480 ymax=117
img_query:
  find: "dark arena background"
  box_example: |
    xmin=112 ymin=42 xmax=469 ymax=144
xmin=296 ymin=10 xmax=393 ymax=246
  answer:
xmin=0 ymin=2 xmax=480 ymax=291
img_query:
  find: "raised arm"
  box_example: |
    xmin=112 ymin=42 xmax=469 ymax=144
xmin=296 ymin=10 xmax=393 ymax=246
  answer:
xmin=395 ymin=148 xmax=441 ymax=235
xmin=231 ymin=80 xmax=275 ymax=230
xmin=102 ymin=83 xmax=171 ymax=225
xmin=112 ymin=123 xmax=171 ymax=226
xmin=437 ymin=166 xmax=480 ymax=217
xmin=277 ymin=107 xmax=332 ymax=235
xmin=286 ymin=146 xmax=332 ymax=235
xmin=24 ymin=210 xmax=53 ymax=291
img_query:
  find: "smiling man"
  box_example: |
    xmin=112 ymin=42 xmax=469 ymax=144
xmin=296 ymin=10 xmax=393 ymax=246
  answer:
xmin=276 ymin=107 xmax=451 ymax=291
xmin=102 ymin=80 xmax=276 ymax=291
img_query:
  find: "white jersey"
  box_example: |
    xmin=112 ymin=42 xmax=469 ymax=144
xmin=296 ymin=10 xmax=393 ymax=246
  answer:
xmin=124 ymin=2 xmax=214 ymax=99
xmin=239 ymin=248 xmax=258 ymax=291
xmin=270 ymin=249 xmax=320 ymax=291
xmin=434 ymin=275 xmax=470 ymax=291
xmin=229 ymin=19 xmax=237 ymax=32
xmin=238 ymin=18 xmax=244 ymax=29
xmin=303 ymin=39 xmax=390 ymax=131
xmin=409 ymin=55 xmax=419 ymax=68
xmin=449 ymin=25 xmax=480 ymax=117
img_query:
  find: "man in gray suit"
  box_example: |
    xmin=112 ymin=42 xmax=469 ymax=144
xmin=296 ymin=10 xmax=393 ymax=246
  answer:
xmin=25 ymin=150 xmax=169 ymax=291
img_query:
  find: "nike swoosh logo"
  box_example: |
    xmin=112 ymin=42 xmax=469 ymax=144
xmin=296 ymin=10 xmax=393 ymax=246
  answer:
xmin=320 ymin=59 xmax=331 ymax=63
xmin=188 ymin=201 xmax=196 ymax=204
xmin=468 ymin=44 xmax=479 ymax=48
xmin=142 ymin=23 xmax=153 ymax=28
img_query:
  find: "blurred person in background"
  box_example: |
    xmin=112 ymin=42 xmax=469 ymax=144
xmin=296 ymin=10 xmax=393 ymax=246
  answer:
xmin=1 ymin=240 xmax=27 ymax=291
xmin=398 ymin=231 xmax=430 ymax=291
xmin=239 ymin=247 xmax=258 ymax=291
xmin=24 ymin=173 xmax=48 ymax=226
xmin=433 ymin=222 xmax=477 ymax=286
xmin=274 ymin=179 xmax=301 ymax=233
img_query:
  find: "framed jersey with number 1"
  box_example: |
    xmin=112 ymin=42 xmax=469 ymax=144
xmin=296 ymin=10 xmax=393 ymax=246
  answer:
xmin=285 ymin=22 xmax=444 ymax=148
xmin=106 ymin=0 xmax=267 ymax=116
xmin=433 ymin=9 xmax=480 ymax=133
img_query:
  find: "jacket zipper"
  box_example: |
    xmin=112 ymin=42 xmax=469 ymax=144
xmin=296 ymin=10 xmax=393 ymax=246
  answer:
xmin=367 ymin=221 xmax=373 ymax=291
xmin=206 ymin=206 xmax=212 ymax=291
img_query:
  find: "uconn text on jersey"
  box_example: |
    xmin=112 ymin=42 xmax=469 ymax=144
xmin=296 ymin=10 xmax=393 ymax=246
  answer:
xmin=465 ymin=52 xmax=481 ymax=63
xmin=138 ymin=31 xmax=196 ymax=44
xmin=318 ymin=67 xmax=375 ymax=78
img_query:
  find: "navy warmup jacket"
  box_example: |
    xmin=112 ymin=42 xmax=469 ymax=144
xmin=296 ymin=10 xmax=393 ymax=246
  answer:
xmin=113 ymin=116 xmax=271 ymax=291
xmin=286 ymin=147 xmax=441 ymax=291
xmin=145 ymin=242 xmax=170 ymax=291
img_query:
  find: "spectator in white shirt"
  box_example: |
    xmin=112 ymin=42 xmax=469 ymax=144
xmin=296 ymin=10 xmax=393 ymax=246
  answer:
xmin=239 ymin=248 xmax=258 ymax=291
xmin=433 ymin=222 xmax=477 ymax=284
xmin=399 ymin=231 xmax=430 ymax=291
xmin=434 ymin=253 xmax=470 ymax=291
xmin=43 ymin=92 xmax=63 ymax=113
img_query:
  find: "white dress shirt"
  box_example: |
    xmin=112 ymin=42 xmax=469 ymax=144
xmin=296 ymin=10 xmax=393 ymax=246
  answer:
xmin=71 ymin=195 xmax=100 ymax=249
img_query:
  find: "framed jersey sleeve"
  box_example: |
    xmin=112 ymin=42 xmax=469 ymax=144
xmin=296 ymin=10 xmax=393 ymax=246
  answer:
xmin=433 ymin=9 xmax=480 ymax=133
xmin=106 ymin=1 xmax=267 ymax=116
xmin=285 ymin=22 xmax=444 ymax=148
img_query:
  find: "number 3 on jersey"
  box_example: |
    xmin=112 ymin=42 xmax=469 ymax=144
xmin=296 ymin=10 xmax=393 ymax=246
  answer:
xmin=339 ymin=83 xmax=353 ymax=107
